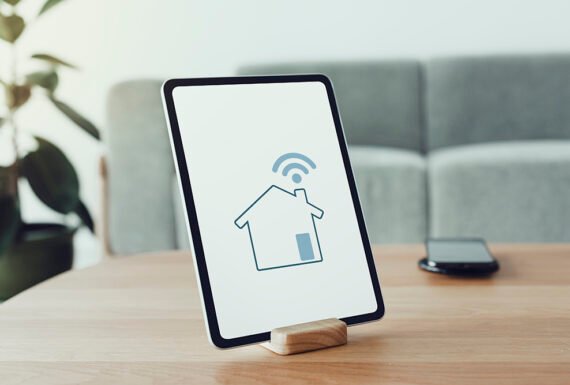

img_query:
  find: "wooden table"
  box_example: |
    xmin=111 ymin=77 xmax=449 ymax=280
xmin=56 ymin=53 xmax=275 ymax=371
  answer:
xmin=0 ymin=244 xmax=569 ymax=384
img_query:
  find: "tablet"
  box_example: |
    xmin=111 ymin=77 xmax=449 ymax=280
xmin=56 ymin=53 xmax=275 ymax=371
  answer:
xmin=162 ymin=75 xmax=384 ymax=348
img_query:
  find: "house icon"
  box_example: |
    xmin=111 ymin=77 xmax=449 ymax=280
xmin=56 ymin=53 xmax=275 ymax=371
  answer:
xmin=235 ymin=185 xmax=324 ymax=271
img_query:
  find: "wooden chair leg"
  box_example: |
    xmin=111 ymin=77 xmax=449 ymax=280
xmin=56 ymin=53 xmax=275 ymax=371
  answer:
xmin=98 ymin=155 xmax=116 ymax=258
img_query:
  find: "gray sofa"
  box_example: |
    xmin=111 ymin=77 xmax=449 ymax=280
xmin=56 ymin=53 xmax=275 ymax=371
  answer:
xmin=106 ymin=54 xmax=570 ymax=255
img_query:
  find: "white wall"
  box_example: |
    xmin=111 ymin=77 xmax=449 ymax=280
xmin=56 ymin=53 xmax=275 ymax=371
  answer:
xmin=3 ymin=0 xmax=570 ymax=267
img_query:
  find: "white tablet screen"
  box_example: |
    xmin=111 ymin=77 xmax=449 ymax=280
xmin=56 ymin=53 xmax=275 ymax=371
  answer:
xmin=171 ymin=80 xmax=379 ymax=340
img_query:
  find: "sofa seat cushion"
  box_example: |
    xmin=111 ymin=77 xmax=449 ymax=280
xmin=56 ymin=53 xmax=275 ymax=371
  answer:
xmin=349 ymin=146 xmax=427 ymax=243
xmin=429 ymin=140 xmax=570 ymax=241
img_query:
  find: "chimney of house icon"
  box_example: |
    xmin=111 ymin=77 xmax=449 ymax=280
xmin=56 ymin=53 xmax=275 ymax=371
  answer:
xmin=294 ymin=188 xmax=308 ymax=202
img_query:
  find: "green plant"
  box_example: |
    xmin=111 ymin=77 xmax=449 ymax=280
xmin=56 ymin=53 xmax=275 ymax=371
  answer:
xmin=0 ymin=0 xmax=99 ymax=254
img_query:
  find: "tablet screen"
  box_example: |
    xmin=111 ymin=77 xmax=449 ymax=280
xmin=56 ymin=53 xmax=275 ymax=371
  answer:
xmin=167 ymin=77 xmax=382 ymax=345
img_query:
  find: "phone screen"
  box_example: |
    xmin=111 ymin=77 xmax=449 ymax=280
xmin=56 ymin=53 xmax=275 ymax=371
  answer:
xmin=427 ymin=239 xmax=494 ymax=264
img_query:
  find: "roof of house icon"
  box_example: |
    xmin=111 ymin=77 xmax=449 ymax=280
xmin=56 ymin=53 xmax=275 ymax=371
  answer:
xmin=235 ymin=185 xmax=324 ymax=271
xmin=235 ymin=185 xmax=323 ymax=229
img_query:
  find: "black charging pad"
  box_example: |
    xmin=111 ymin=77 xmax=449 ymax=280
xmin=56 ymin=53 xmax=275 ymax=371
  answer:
xmin=418 ymin=257 xmax=499 ymax=276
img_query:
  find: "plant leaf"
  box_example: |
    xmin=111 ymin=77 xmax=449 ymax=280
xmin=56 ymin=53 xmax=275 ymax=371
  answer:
xmin=0 ymin=117 xmax=5 ymax=128
xmin=49 ymin=97 xmax=100 ymax=140
xmin=0 ymin=13 xmax=25 ymax=43
xmin=5 ymin=84 xmax=32 ymax=109
xmin=5 ymin=0 xmax=22 ymax=5
xmin=38 ymin=0 xmax=65 ymax=15
xmin=31 ymin=53 xmax=77 ymax=69
xmin=26 ymin=71 xmax=59 ymax=92
xmin=21 ymin=136 xmax=80 ymax=214
xmin=75 ymin=200 xmax=94 ymax=232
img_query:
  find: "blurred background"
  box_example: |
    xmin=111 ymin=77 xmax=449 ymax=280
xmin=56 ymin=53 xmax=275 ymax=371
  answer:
xmin=1 ymin=0 xmax=570 ymax=296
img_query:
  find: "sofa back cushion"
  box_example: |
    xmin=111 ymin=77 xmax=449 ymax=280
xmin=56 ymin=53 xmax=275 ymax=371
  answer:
xmin=426 ymin=54 xmax=570 ymax=150
xmin=238 ymin=61 xmax=423 ymax=152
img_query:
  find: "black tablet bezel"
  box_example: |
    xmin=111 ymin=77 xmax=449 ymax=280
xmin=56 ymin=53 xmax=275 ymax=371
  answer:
xmin=162 ymin=75 xmax=385 ymax=348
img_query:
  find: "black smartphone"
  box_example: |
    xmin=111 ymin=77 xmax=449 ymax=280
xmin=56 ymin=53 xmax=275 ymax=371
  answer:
xmin=419 ymin=238 xmax=499 ymax=276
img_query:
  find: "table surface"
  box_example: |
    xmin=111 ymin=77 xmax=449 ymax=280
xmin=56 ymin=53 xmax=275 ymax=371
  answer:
xmin=0 ymin=244 xmax=569 ymax=384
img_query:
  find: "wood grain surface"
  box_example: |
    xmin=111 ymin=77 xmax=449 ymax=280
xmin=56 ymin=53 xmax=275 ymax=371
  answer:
xmin=0 ymin=244 xmax=569 ymax=384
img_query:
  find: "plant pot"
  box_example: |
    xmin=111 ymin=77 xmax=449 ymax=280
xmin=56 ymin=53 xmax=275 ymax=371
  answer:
xmin=0 ymin=223 xmax=76 ymax=300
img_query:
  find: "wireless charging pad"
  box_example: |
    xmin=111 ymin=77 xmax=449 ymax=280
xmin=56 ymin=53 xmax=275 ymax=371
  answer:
xmin=418 ymin=257 xmax=499 ymax=276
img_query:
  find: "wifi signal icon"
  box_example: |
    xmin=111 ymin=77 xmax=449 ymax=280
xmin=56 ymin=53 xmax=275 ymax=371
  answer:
xmin=272 ymin=152 xmax=317 ymax=184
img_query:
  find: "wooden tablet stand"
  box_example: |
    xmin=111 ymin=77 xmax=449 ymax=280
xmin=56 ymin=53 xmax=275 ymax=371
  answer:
xmin=262 ymin=318 xmax=347 ymax=355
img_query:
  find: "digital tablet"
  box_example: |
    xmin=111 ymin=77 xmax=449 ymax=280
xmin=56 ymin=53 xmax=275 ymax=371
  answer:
xmin=161 ymin=75 xmax=384 ymax=348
